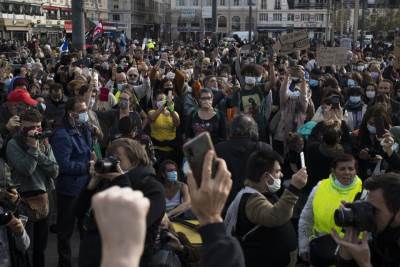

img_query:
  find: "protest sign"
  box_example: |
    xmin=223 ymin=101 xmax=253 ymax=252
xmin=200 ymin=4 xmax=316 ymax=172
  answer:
xmin=316 ymin=47 xmax=348 ymax=67
xmin=240 ymin=44 xmax=251 ymax=55
xmin=340 ymin=38 xmax=352 ymax=50
xmin=276 ymin=30 xmax=309 ymax=54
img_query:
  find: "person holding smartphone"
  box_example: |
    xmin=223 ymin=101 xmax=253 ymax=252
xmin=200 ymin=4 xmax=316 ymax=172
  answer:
xmin=357 ymin=104 xmax=392 ymax=179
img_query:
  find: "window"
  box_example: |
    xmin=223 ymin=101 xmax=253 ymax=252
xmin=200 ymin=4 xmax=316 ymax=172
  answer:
xmin=205 ymin=0 xmax=211 ymax=5
xmin=259 ymin=13 xmax=268 ymax=22
xmin=301 ymin=14 xmax=309 ymax=21
xmin=273 ymin=13 xmax=282 ymax=21
xmin=192 ymin=0 xmax=198 ymax=5
xmin=245 ymin=16 xmax=255 ymax=30
xmin=218 ymin=16 xmax=227 ymax=27
xmin=113 ymin=4 xmax=118 ymax=9
xmin=220 ymin=0 xmax=226 ymax=5
xmin=112 ymin=14 xmax=120 ymax=21
xmin=176 ymin=0 xmax=185 ymax=6
xmin=287 ymin=13 xmax=294 ymax=21
xmin=261 ymin=0 xmax=267 ymax=9
xmin=233 ymin=0 xmax=240 ymax=6
xmin=275 ymin=0 xmax=281 ymax=9
xmin=316 ymin=14 xmax=324 ymax=21
xmin=232 ymin=16 xmax=240 ymax=31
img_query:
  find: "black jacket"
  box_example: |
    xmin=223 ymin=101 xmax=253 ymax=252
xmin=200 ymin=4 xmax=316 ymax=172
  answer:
xmin=76 ymin=164 xmax=165 ymax=267
xmin=199 ymin=223 xmax=245 ymax=267
xmin=215 ymin=138 xmax=272 ymax=213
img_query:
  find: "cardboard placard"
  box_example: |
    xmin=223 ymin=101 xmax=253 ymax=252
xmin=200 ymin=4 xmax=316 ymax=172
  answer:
xmin=316 ymin=47 xmax=349 ymax=67
xmin=276 ymin=30 xmax=310 ymax=54
xmin=340 ymin=38 xmax=352 ymax=50
xmin=241 ymin=44 xmax=251 ymax=55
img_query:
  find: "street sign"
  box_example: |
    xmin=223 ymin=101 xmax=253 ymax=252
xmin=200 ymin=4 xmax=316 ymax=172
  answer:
xmin=316 ymin=47 xmax=348 ymax=67
xmin=276 ymin=30 xmax=310 ymax=54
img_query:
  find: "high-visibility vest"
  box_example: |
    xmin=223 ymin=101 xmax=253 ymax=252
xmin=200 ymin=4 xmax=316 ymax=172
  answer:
xmin=312 ymin=174 xmax=363 ymax=236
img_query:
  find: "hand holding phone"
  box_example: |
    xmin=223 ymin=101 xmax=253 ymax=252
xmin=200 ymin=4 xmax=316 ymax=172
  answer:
xmin=183 ymin=132 xmax=217 ymax=187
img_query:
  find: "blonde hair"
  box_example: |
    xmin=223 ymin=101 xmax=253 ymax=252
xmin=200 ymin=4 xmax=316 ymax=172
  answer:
xmin=106 ymin=138 xmax=150 ymax=166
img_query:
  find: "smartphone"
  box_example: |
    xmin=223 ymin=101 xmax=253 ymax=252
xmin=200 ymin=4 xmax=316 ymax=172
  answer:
xmin=374 ymin=116 xmax=385 ymax=138
xmin=183 ymin=132 xmax=217 ymax=187
xmin=160 ymin=60 xmax=166 ymax=70
xmin=300 ymin=152 xmax=305 ymax=169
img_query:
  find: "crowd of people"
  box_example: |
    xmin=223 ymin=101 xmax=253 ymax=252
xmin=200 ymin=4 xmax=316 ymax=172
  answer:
xmin=0 ymin=33 xmax=400 ymax=267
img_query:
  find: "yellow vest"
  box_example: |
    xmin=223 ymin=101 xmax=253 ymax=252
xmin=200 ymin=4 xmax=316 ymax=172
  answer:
xmin=312 ymin=175 xmax=362 ymax=236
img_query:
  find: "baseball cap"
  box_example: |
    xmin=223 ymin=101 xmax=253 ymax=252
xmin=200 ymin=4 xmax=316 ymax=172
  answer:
xmin=7 ymin=89 xmax=38 ymax=106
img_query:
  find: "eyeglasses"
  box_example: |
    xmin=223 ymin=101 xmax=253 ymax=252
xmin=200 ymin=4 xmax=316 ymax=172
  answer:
xmin=200 ymin=97 xmax=212 ymax=100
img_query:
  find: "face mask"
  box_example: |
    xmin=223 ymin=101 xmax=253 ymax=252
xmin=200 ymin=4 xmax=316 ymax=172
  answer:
xmin=370 ymin=72 xmax=380 ymax=80
xmin=349 ymin=96 xmax=361 ymax=103
xmin=119 ymin=99 xmax=129 ymax=109
xmin=244 ymin=76 xmax=256 ymax=86
xmin=155 ymin=56 xmax=160 ymax=60
xmin=201 ymin=99 xmax=213 ymax=109
xmin=309 ymin=79 xmax=319 ymax=87
xmin=357 ymin=66 xmax=365 ymax=72
xmin=166 ymin=171 xmax=178 ymax=182
xmin=367 ymin=124 xmax=376 ymax=134
xmin=185 ymin=68 xmax=193 ymax=77
xmin=288 ymin=90 xmax=301 ymax=99
xmin=366 ymin=91 xmax=376 ymax=99
xmin=117 ymin=83 xmax=126 ymax=91
xmin=266 ymin=173 xmax=281 ymax=193
xmin=334 ymin=177 xmax=354 ymax=189
xmin=78 ymin=112 xmax=89 ymax=124
xmin=256 ymin=76 xmax=263 ymax=83
xmin=221 ymin=77 xmax=228 ymax=83
xmin=157 ymin=100 xmax=165 ymax=109
xmin=101 ymin=62 xmax=109 ymax=70
xmin=347 ymin=79 xmax=357 ymax=88
xmin=170 ymin=60 xmax=175 ymax=65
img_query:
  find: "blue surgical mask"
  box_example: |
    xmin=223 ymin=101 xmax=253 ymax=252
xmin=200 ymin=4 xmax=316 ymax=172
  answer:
xmin=334 ymin=177 xmax=354 ymax=189
xmin=78 ymin=112 xmax=89 ymax=124
xmin=166 ymin=171 xmax=178 ymax=182
xmin=367 ymin=124 xmax=376 ymax=134
xmin=347 ymin=79 xmax=357 ymax=88
xmin=349 ymin=96 xmax=361 ymax=103
xmin=309 ymin=79 xmax=319 ymax=87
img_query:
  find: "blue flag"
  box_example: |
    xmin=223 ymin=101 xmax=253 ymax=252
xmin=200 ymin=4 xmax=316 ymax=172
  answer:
xmin=59 ymin=38 xmax=69 ymax=53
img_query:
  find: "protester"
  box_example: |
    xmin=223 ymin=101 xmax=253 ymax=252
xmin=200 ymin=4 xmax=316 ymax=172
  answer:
xmin=6 ymin=108 xmax=59 ymax=267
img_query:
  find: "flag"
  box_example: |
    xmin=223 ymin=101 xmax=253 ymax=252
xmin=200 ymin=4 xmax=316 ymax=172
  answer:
xmin=59 ymin=38 xmax=69 ymax=53
xmin=93 ymin=21 xmax=104 ymax=41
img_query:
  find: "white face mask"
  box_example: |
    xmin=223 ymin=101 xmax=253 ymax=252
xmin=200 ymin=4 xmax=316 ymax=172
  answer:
xmin=266 ymin=173 xmax=281 ymax=193
xmin=366 ymin=91 xmax=376 ymax=99
xmin=349 ymin=96 xmax=361 ymax=103
xmin=244 ymin=76 xmax=256 ymax=86
xmin=288 ymin=90 xmax=301 ymax=99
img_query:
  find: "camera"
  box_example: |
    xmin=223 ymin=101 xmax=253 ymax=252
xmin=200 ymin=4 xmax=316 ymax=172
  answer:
xmin=0 ymin=211 xmax=12 ymax=226
xmin=94 ymin=156 xmax=120 ymax=174
xmin=33 ymin=130 xmax=53 ymax=140
xmin=334 ymin=201 xmax=376 ymax=232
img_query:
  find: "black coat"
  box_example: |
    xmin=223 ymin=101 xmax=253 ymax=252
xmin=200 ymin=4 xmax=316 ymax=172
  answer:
xmin=76 ymin=164 xmax=165 ymax=267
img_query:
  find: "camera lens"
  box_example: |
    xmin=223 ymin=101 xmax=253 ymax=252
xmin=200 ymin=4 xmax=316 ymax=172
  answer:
xmin=334 ymin=207 xmax=355 ymax=227
xmin=0 ymin=211 xmax=13 ymax=226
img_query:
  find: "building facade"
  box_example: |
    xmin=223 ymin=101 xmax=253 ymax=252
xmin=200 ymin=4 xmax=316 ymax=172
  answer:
xmin=109 ymin=0 xmax=171 ymax=40
xmin=170 ymin=0 xmax=329 ymax=41
xmin=0 ymin=0 xmax=108 ymax=45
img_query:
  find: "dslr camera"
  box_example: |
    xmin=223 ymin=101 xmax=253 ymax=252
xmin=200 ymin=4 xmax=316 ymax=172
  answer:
xmin=94 ymin=156 xmax=120 ymax=174
xmin=334 ymin=201 xmax=376 ymax=232
xmin=33 ymin=130 xmax=53 ymax=140
xmin=0 ymin=210 xmax=12 ymax=226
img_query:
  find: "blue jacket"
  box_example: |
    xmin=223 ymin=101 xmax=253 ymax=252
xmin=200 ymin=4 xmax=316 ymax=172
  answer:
xmin=50 ymin=118 xmax=92 ymax=196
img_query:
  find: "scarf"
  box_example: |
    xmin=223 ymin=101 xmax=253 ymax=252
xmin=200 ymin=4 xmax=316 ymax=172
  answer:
xmin=224 ymin=186 xmax=260 ymax=235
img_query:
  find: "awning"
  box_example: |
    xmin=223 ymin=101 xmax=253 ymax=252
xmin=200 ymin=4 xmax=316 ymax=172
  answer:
xmin=60 ymin=7 xmax=71 ymax=11
xmin=6 ymin=26 xmax=30 ymax=31
xmin=64 ymin=20 xmax=72 ymax=33
xmin=42 ymin=5 xmax=59 ymax=11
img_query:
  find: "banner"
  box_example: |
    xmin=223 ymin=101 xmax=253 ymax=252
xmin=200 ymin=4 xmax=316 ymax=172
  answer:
xmin=276 ymin=30 xmax=309 ymax=54
xmin=316 ymin=47 xmax=348 ymax=67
